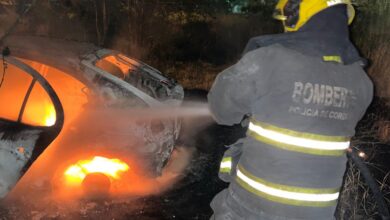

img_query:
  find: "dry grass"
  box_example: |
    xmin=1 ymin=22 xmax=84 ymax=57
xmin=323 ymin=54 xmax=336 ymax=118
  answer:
xmin=336 ymin=98 xmax=390 ymax=220
xmin=337 ymin=160 xmax=390 ymax=220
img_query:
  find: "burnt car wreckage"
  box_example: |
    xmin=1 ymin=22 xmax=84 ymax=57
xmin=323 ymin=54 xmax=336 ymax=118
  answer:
xmin=0 ymin=35 xmax=184 ymax=198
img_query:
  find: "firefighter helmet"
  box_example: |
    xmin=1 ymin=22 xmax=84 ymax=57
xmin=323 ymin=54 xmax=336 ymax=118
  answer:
xmin=273 ymin=0 xmax=355 ymax=32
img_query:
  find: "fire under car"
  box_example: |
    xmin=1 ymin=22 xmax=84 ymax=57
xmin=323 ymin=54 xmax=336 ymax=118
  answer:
xmin=0 ymin=35 xmax=184 ymax=198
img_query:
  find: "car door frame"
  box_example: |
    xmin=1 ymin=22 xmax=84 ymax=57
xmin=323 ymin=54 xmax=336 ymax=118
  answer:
xmin=0 ymin=55 xmax=64 ymax=198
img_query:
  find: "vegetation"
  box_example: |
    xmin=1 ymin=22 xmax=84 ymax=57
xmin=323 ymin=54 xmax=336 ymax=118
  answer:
xmin=352 ymin=0 xmax=390 ymax=98
xmin=338 ymin=99 xmax=390 ymax=219
xmin=0 ymin=0 xmax=280 ymax=89
xmin=1 ymin=0 xmax=388 ymax=92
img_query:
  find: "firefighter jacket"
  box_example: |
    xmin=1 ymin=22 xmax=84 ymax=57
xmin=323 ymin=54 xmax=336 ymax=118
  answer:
xmin=208 ymin=6 xmax=373 ymax=220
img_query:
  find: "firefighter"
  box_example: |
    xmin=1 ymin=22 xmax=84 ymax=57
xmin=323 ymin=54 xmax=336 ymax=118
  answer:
xmin=207 ymin=0 xmax=373 ymax=219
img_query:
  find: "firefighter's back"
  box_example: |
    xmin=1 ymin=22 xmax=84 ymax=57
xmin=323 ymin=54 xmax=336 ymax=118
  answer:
xmin=229 ymin=44 xmax=373 ymax=219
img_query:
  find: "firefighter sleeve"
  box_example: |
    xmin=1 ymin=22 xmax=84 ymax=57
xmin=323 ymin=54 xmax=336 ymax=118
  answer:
xmin=218 ymin=140 xmax=243 ymax=183
xmin=207 ymin=48 xmax=271 ymax=126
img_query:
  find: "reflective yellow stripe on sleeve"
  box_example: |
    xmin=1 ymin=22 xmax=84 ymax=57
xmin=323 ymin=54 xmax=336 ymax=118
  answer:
xmin=219 ymin=157 xmax=232 ymax=173
xmin=247 ymin=120 xmax=350 ymax=156
xmin=323 ymin=55 xmax=343 ymax=64
xmin=236 ymin=165 xmax=340 ymax=207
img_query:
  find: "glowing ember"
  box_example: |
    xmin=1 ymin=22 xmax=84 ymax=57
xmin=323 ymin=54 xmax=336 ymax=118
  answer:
xmin=64 ymin=156 xmax=129 ymax=185
xmin=358 ymin=151 xmax=366 ymax=158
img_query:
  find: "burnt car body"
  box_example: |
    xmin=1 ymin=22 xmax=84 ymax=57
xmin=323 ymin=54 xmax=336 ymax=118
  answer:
xmin=0 ymin=35 xmax=184 ymax=198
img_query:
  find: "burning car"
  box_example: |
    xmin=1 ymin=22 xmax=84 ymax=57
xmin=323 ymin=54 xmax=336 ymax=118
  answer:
xmin=0 ymin=35 xmax=184 ymax=198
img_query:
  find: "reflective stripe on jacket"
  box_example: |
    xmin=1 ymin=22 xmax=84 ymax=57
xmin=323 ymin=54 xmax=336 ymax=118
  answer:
xmin=247 ymin=119 xmax=350 ymax=156
xmin=234 ymin=119 xmax=347 ymax=208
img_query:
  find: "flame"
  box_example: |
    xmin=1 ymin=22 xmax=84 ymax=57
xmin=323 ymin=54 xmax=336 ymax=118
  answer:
xmin=44 ymin=101 xmax=56 ymax=126
xmin=64 ymin=156 xmax=129 ymax=185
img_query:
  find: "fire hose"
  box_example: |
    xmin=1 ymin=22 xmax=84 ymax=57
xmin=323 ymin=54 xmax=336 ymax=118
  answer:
xmin=347 ymin=148 xmax=390 ymax=220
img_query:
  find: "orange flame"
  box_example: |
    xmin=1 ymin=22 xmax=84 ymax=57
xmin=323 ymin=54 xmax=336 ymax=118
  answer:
xmin=64 ymin=156 xmax=130 ymax=185
xmin=44 ymin=101 xmax=56 ymax=126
